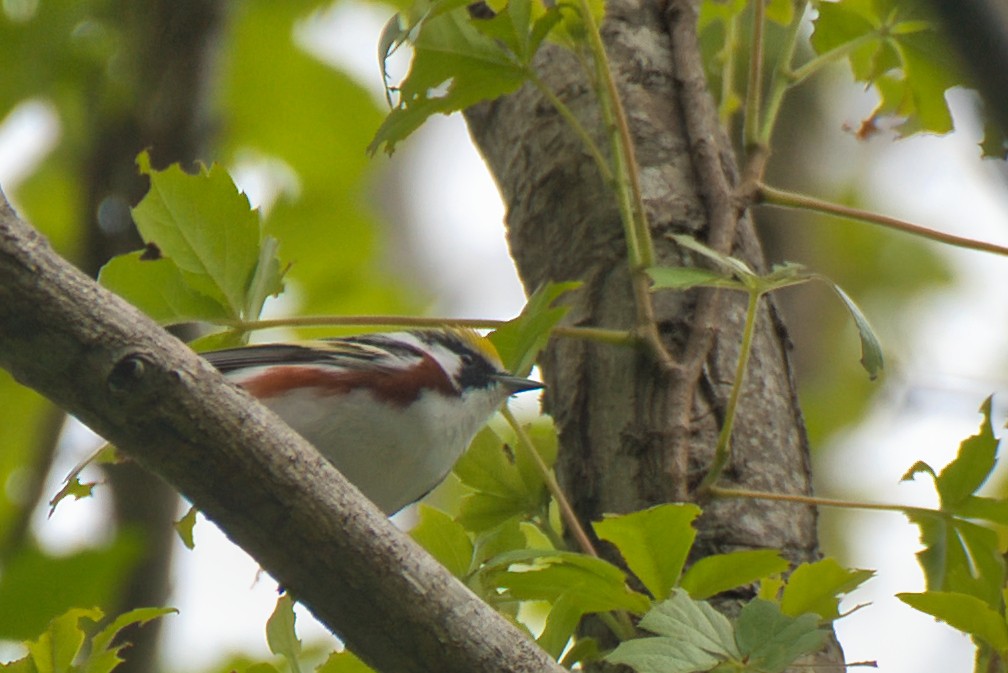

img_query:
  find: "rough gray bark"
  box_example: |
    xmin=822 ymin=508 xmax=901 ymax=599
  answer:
xmin=465 ymin=0 xmax=841 ymax=665
xmin=0 ymin=196 xmax=565 ymax=673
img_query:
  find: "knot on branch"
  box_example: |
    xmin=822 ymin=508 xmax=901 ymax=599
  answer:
xmin=107 ymin=352 xmax=153 ymax=394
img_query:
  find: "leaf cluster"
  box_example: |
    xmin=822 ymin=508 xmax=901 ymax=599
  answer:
xmin=0 ymin=607 xmax=175 ymax=673
xmin=897 ymin=398 xmax=1008 ymax=665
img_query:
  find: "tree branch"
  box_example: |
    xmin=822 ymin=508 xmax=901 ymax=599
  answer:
xmin=0 ymin=190 xmax=562 ymax=673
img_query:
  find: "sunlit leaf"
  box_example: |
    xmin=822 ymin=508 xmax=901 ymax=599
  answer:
xmin=780 ymin=558 xmax=874 ymax=620
xmin=593 ymin=504 xmax=701 ymax=600
xmin=266 ymin=595 xmax=302 ymax=672
xmin=410 ymin=505 xmax=474 ymax=578
xmin=489 ymin=281 xmax=580 ymax=376
xmin=174 ymin=505 xmax=198 ymax=550
xmin=898 ymin=591 xmax=1008 ymax=652
xmin=680 ymin=549 xmax=789 ymax=600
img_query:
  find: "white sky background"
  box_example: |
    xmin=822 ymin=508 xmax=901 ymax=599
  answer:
xmin=2 ymin=4 xmax=1008 ymax=673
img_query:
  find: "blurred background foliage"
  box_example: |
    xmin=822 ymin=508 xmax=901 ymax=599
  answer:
xmin=0 ymin=0 xmax=999 ymax=672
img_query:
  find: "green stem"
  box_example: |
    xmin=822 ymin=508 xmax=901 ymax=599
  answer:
xmin=598 ymin=611 xmax=637 ymax=641
xmin=758 ymin=1 xmax=808 ymax=146
xmin=718 ymin=12 xmax=741 ymax=125
xmin=708 ymin=485 xmax=939 ymax=519
xmin=499 ymin=406 xmax=638 ymax=640
xmin=789 ymin=31 xmax=880 ymax=85
xmin=213 ymin=317 xmax=636 ymax=346
xmin=572 ymin=0 xmax=653 ymax=269
xmin=758 ymin=182 xmax=1008 ymax=257
xmin=743 ymin=0 xmax=767 ymax=149
xmin=500 ymin=405 xmax=599 ymax=558
xmin=696 ymin=287 xmax=761 ymax=492
xmin=571 ymin=0 xmax=677 ymax=370
xmin=535 ymin=513 xmax=569 ymax=551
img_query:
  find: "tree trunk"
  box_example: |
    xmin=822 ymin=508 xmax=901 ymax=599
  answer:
xmin=466 ymin=0 xmax=842 ymax=666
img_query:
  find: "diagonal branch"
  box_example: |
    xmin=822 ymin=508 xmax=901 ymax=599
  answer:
xmin=0 ymin=189 xmax=562 ymax=673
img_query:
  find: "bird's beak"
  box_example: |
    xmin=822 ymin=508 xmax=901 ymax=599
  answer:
xmin=494 ymin=374 xmax=544 ymax=394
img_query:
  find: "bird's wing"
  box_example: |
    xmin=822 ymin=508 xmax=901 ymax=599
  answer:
xmin=202 ymin=337 xmax=420 ymax=375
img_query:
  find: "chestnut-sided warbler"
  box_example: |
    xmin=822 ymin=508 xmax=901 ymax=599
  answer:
xmin=203 ymin=329 xmax=542 ymax=514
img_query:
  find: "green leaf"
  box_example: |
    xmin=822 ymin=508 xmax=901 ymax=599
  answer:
xmin=906 ymin=511 xmax=1005 ymax=608
xmin=483 ymin=549 xmax=651 ymax=614
xmin=735 ymin=600 xmax=826 ymax=673
xmin=813 ymin=275 xmax=884 ymax=379
xmin=810 ymin=1 xmax=960 ymax=137
xmin=370 ymin=3 xmax=531 ymax=155
xmin=901 ymin=459 xmax=937 ymax=483
xmin=766 ymin=0 xmax=794 ymax=25
xmin=901 ymin=399 xmax=1007 ymax=606
xmin=266 ymin=595 xmax=302 ymax=673
xmin=131 ymin=151 xmax=271 ymax=318
xmin=933 ymin=397 xmax=999 ymax=509
xmin=510 ymin=416 xmax=558 ymax=501
xmin=472 ymin=517 xmax=527 ymax=567
xmin=898 ymin=591 xmax=1008 ymax=652
xmin=679 ymin=549 xmax=789 ymax=600
xmin=470 ymin=0 xmax=562 ymax=63
xmin=244 ymin=235 xmax=284 ymax=320
xmin=86 ymin=607 xmax=177 ymax=673
xmin=592 ymin=503 xmax=701 ymax=600
xmin=670 ymin=233 xmax=754 ymax=279
xmin=410 ymin=505 xmax=474 ymax=578
xmin=174 ymin=505 xmax=198 ymax=550
xmin=24 ymin=607 xmax=104 ymax=673
xmin=454 ymin=427 xmax=527 ymax=496
xmin=489 ymin=281 xmax=581 ymax=376
xmin=536 ymin=592 xmax=584 ymax=658
xmin=316 ymin=650 xmax=376 ymax=673
xmin=646 ymin=266 xmax=738 ymax=291
xmin=98 ymin=251 xmax=233 ymax=324
xmin=47 ymin=478 xmax=99 ymax=517
xmin=561 ymin=636 xmax=602 ymax=668
xmin=606 ymin=589 xmax=738 ymax=673
xmin=954 ymin=496 xmax=1008 ymax=527
xmin=454 ymin=426 xmax=550 ymax=531
xmin=780 ymin=558 xmax=874 ymax=620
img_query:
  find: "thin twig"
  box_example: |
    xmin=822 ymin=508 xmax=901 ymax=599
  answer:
xmin=665 ymin=0 xmax=747 ymax=498
xmin=572 ymin=0 xmax=677 ymax=373
xmin=708 ymin=485 xmax=936 ymax=518
xmin=743 ymin=0 xmax=766 ymax=149
xmin=696 ymin=288 xmax=761 ymax=492
xmin=214 ymin=316 xmax=634 ymax=346
xmin=758 ymin=182 xmax=1008 ymax=257
xmin=500 ymin=405 xmax=599 ymax=558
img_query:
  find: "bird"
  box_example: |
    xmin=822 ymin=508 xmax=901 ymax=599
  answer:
xmin=202 ymin=328 xmax=542 ymax=514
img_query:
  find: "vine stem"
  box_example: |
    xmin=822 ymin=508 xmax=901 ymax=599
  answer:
xmin=757 ymin=1 xmax=807 ymax=147
xmin=214 ymin=316 xmax=634 ymax=345
xmin=708 ymin=485 xmax=937 ymax=518
xmin=572 ymin=0 xmax=676 ymax=372
xmin=499 ymin=405 xmax=599 ymax=558
xmin=758 ymin=182 xmax=1008 ymax=257
xmin=743 ymin=0 xmax=766 ymax=149
xmin=696 ymin=287 xmax=761 ymax=492
xmin=499 ymin=406 xmax=638 ymax=641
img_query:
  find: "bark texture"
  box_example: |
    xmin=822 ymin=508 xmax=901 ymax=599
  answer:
xmin=0 ymin=198 xmax=565 ymax=673
xmin=465 ymin=0 xmax=840 ymax=665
